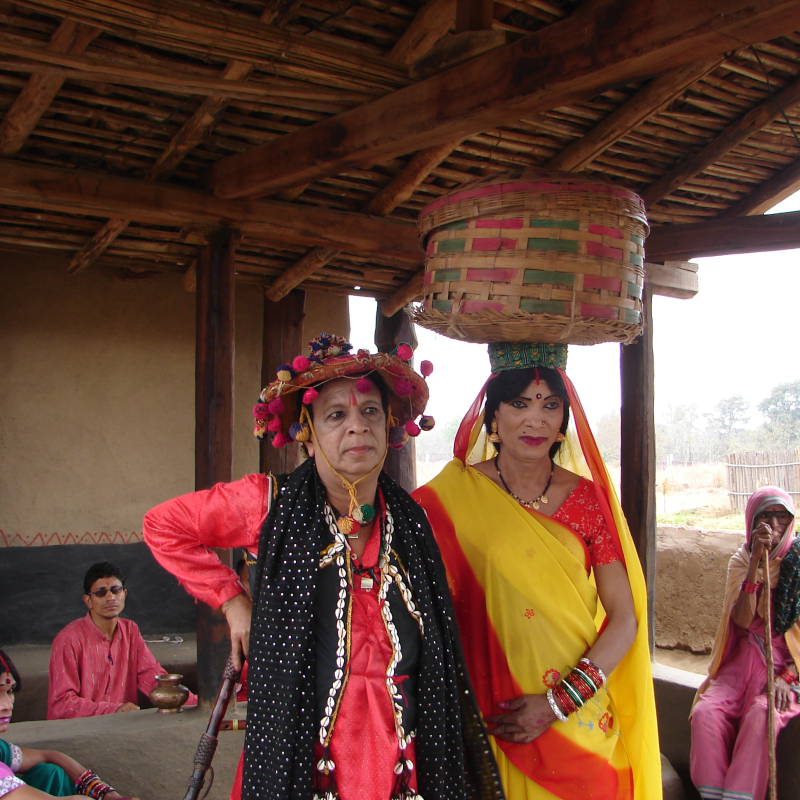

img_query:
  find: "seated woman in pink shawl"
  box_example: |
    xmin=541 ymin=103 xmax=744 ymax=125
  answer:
xmin=691 ymin=486 xmax=800 ymax=800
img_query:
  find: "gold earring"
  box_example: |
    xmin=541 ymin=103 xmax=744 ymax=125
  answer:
xmin=488 ymin=420 xmax=501 ymax=444
xmin=555 ymin=432 xmax=565 ymax=443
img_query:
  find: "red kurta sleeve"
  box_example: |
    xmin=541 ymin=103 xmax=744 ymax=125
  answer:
xmin=143 ymin=473 xmax=272 ymax=609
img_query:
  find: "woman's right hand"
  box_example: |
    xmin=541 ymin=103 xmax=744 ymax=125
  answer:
xmin=750 ymin=521 xmax=773 ymax=562
xmin=221 ymin=592 xmax=252 ymax=671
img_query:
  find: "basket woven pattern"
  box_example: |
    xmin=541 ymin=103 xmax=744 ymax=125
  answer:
xmin=412 ymin=170 xmax=648 ymax=345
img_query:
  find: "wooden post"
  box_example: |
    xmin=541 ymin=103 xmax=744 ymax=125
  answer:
xmin=375 ymin=303 xmax=417 ymax=493
xmin=195 ymin=227 xmax=236 ymax=707
xmin=620 ymin=284 xmax=656 ymax=653
xmin=260 ymin=289 xmax=306 ymax=476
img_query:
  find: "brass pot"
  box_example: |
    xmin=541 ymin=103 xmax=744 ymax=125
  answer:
xmin=149 ymin=673 xmax=190 ymax=714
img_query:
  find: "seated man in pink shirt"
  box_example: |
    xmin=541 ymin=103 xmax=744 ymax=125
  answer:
xmin=47 ymin=562 xmax=197 ymax=719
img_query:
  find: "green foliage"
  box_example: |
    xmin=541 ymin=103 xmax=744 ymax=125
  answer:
xmin=758 ymin=380 xmax=800 ymax=448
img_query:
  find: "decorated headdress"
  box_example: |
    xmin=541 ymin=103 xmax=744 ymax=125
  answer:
xmin=254 ymin=332 xmax=434 ymax=449
xmin=253 ymin=333 xmax=435 ymax=535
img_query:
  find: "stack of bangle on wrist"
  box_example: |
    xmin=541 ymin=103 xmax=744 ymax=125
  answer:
xmin=547 ymin=657 xmax=607 ymax=721
xmin=778 ymin=668 xmax=798 ymax=685
xmin=740 ymin=581 xmax=760 ymax=594
xmin=75 ymin=769 xmax=117 ymax=800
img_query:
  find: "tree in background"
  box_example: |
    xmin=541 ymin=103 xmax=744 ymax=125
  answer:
xmin=706 ymin=395 xmax=750 ymax=459
xmin=758 ymin=380 xmax=800 ymax=448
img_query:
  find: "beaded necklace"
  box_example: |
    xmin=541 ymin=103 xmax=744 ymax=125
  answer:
xmin=495 ymin=455 xmax=554 ymax=511
xmin=315 ymin=500 xmax=423 ymax=800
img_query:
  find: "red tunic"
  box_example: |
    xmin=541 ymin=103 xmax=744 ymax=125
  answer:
xmin=144 ymin=475 xmax=416 ymax=800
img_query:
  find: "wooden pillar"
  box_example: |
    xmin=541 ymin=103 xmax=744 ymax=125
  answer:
xmin=195 ymin=228 xmax=236 ymax=706
xmin=620 ymin=284 xmax=656 ymax=653
xmin=260 ymin=289 xmax=306 ymax=476
xmin=375 ymin=302 xmax=417 ymax=492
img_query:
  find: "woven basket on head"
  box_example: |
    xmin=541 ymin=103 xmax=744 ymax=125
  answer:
xmin=410 ymin=169 xmax=648 ymax=345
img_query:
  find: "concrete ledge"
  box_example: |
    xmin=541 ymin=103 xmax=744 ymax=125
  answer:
xmin=7 ymin=705 xmax=244 ymax=800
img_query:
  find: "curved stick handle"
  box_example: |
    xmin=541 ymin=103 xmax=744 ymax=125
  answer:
xmin=182 ymin=657 xmax=242 ymax=800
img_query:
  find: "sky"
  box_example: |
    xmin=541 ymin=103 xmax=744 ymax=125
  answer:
xmin=349 ymin=192 xmax=800 ymax=430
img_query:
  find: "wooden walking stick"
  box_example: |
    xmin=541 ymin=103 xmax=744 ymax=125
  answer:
xmin=763 ymin=551 xmax=778 ymax=800
xmin=183 ymin=657 xmax=242 ymax=800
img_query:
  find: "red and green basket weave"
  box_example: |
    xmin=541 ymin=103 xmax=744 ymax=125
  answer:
xmin=411 ymin=169 xmax=648 ymax=345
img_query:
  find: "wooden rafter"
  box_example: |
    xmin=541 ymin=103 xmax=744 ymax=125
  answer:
xmin=720 ymin=157 xmax=800 ymax=216
xmin=642 ymin=73 xmax=800 ymax=208
xmin=265 ymin=139 xmax=459 ymax=301
xmin=0 ymin=160 xmax=422 ymax=261
xmin=208 ymin=0 xmax=800 ymax=199
xmin=64 ymin=4 xmax=294 ymax=274
xmin=0 ymin=21 xmax=99 ymax=157
xmin=388 ymin=0 xmax=456 ymax=64
xmin=0 ymin=39 xmax=370 ymax=104
xmin=14 ymin=0 xmax=407 ymax=88
xmin=546 ymin=58 xmax=723 ymax=172
xmin=646 ymin=210 xmax=800 ymax=260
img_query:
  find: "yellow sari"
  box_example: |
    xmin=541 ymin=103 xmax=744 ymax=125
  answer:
xmin=412 ymin=370 xmax=660 ymax=800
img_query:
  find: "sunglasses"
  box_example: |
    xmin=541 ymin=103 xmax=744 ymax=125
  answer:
xmin=88 ymin=585 xmax=125 ymax=598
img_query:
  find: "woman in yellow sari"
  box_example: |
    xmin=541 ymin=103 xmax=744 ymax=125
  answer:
xmin=413 ymin=342 xmax=660 ymax=800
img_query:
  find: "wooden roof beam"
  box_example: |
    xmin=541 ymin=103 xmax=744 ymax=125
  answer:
xmin=547 ymin=58 xmax=723 ymax=172
xmin=646 ymin=211 xmax=800 ymax=260
xmin=266 ymin=139 xmax=459 ymax=301
xmin=388 ymin=0 xmax=456 ymax=65
xmin=0 ymin=20 xmax=99 ymax=156
xmin=0 ymin=160 xmax=422 ymax=262
xmin=719 ymin=157 xmax=800 ymax=217
xmin=642 ymin=73 xmax=800 ymax=208
xmin=208 ymin=0 xmax=800 ymax=199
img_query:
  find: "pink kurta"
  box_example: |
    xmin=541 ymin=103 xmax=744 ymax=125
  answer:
xmin=47 ymin=614 xmax=197 ymax=718
xmin=144 ymin=475 xmax=416 ymax=800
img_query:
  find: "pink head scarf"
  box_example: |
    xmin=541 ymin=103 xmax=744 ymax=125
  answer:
xmin=745 ymin=485 xmax=796 ymax=559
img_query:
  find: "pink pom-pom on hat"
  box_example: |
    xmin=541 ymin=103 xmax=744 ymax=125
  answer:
xmin=420 ymin=360 xmax=433 ymax=378
xmin=292 ymin=355 xmax=311 ymax=372
xmin=268 ymin=397 xmax=285 ymax=415
xmin=356 ymin=376 xmax=372 ymax=393
xmin=268 ymin=417 xmax=282 ymax=432
xmin=271 ymin=432 xmax=289 ymax=448
xmin=405 ymin=420 xmax=421 ymax=437
xmin=396 ymin=343 xmax=413 ymax=361
xmin=302 ymin=387 xmax=319 ymax=405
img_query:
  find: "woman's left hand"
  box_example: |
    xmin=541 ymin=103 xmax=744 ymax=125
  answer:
xmin=485 ymin=694 xmax=556 ymax=744
xmin=775 ymin=678 xmax=795 ymax=713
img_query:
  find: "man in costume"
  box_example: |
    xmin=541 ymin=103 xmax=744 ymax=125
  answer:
xmin=143 ymin=334 xmax=504 ymax=800
xmin=413 ymin=342 xmax=661 ymax=800
xmin=47 ymin=562 xmax=197 ymax=719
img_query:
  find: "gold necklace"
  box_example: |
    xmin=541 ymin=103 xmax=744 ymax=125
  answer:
xmin=495 ymin=455 xmax=554 ymax=510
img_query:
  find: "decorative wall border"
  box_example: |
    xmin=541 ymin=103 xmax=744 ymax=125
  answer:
xmin=0 ymin=530 xmax=145 ymax=547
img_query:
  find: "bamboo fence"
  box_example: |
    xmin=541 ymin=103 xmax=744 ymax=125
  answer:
xmin=726 ymin=449 xmax=800 ymax=513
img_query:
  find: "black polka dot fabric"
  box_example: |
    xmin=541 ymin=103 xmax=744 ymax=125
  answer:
xmin=242 ymin=459 xmax=505 ymax=800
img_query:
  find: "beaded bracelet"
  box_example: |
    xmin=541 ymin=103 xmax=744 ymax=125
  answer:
xmin=546 ymin=687 xmax=569 ymax=722
xmin=741 ymin=581 xmax=760 ymax=594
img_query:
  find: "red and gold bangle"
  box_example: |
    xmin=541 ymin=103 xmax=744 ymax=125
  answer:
xmin=741 ymin=581 xmax=760 ymax=594
xmin=779 ymin=668 xmax=798 ymax=685
xmin=578 ymin=657 xmax=607 ymax=688
xmin=553 ymin=683 xmax=578 ymax=715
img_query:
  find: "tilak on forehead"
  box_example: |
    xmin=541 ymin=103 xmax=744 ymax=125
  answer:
xmin=253 ymin=333 xmax=436 ymax=536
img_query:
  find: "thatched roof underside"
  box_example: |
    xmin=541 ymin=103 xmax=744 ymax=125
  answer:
xmin=2 ymin=0 xmax=800 ymax=301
